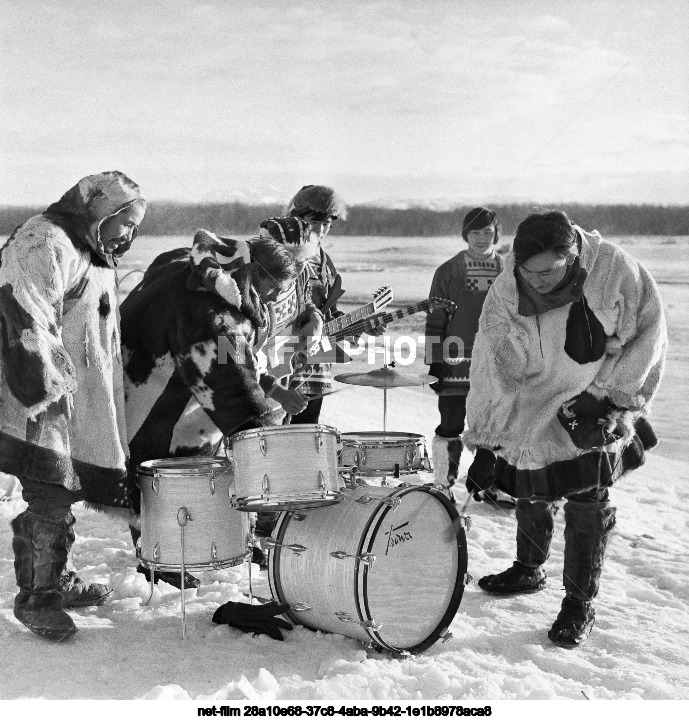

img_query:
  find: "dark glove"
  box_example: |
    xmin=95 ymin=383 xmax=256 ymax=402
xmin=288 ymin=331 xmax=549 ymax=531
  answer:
xmin=212 ymin=601 xmax=293 ymax=641
xmin=557 ymin=391 xmax=622 ymax=449
xmin=465 ymin=448 xmax=496 ymax=501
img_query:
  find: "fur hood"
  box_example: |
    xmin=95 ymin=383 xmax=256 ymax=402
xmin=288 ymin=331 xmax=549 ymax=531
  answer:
xmin=43 ymin=171 xmax=145 ymax=268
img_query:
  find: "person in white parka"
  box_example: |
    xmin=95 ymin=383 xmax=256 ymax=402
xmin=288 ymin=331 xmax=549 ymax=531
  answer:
xmin=463 ymin=210 xmax=667 ymax=647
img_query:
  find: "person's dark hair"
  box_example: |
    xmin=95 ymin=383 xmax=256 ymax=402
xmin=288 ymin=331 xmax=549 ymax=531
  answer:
xmin=461 ymin=207 xmax=501 ymax=244
xmin=250 ymin=238 xmax=297 ymax=284
xmin=286 ymin=185 xmax=347 ymax=222
xmin=513 ymin=210 xmax=578 ymax=267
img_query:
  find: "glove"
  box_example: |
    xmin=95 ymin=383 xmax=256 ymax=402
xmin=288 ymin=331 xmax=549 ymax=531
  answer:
xmin=557 ymin=391 xmax=623 ymax=449
xmin=212 ymin=601 xmax=293 ymax=641
xmin=465 ymin=448 xmax=496 ymax=501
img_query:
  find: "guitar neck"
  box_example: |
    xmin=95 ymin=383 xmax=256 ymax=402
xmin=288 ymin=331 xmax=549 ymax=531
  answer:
xmin=330 ymin=300 xmax=433 ymax=341
xmin=324 ymin=301 xmax=377 ymax=336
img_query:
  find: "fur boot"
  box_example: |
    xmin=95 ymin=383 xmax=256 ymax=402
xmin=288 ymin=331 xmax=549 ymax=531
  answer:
xmin=59 ymin=513 xmax=113 ymax=608
xmin=432 ymin=435 xmax=462 ymax=502
xmin=478 ymin=500 xmax=556 ymax=594
xmin=12 ymin=511 xmax=77 ymax=641
xmin=548 ymin=499 xmax=617 ymax=647
xmin=516 ymin=499 xmax=557 ymax=568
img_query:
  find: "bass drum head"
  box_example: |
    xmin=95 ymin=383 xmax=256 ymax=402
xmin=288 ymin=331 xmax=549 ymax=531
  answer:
xmin=363 ymin=487 xmax=467 ymax=653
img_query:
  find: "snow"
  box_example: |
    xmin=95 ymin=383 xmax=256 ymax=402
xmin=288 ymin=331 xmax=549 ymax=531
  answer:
xmin=2 ymin=380 xmax=688 ymax=702
xmin=1 ymin=236 xmax=688 ymax=703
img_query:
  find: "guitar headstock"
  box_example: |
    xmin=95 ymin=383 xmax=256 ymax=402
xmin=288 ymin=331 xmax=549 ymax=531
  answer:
xmin=372 ymin=286 xmax=394 ymax=312
xmin=425 ymin=297 xmax=457 ymax=313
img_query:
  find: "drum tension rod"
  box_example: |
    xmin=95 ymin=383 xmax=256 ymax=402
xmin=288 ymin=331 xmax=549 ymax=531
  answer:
xmin=355 ymin=495 xmax=401 ymax=510
xmin=330 ymin=551 xmax=376 ymax=567
xmin=264 ymin=538 xmax=307 ymax=555
xmin=335 ymin=612 xmax=382 ymax=631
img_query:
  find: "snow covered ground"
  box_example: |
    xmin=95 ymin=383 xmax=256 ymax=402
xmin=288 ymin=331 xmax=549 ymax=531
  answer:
xmin=1 ymin=235 xmax=688 ymax=703
xmin=1 ymin=378 xmax=688 ymax=701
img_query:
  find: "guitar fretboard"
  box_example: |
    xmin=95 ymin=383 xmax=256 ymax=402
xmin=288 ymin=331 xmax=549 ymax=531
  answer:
xmin=329 ymin=299 xmax=439 ymax=341
xmin=325 ymin=301 xmax=377 ymax=336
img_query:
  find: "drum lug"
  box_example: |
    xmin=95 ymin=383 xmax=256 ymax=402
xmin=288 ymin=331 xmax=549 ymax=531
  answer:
xmin=315 ymin=432 xmax=323 ymax=453
xmin=292 ymin=513 xmax=307 ymax=522
xmin=440 ymin=628 xmax=453 ymax=643
xmin=222 ymin=436 xmax=233 ymax=463
xmin=135 ymin=537 xmax=141 ymax=559
xmin=459 ymin=515 xmax=472 ymax=531
xmin=381 ymin=496 xmax=401 ymax=510
xmin=264 ymin=538 xmax=307 ymax=555
xmin=152 ymin=474 xmax=160 ymax=495
xmin=330 ymin=550 xmax=376 ymax=567
xmin=153 ymin=542 xmax=159 ymax=561
xmin=404 ymin=449 xmax=411 ymax=468
xmin=262 ymin=474 xmax=270 ymax=494
xmin=292 ymin=603 xmax=312 ymax=612
xmin=211 ymin=542 xmax=218 ymax=561
xmin=356 ymin=495 xmax=374 ymax=505
xmin=464 ymin=573 xmax=474 ymax=585
xmin=318 ymin=470 xmax=326 ymax=495
xmin=258 ymin=433 xmax=267 ymax=457
xmin=210 ymin=473 xmax=215 ymax=495
xmin=335 ymin=611 xmax=382 ymax=632
xmin=360 ymin=448 xmax=367 ymax=466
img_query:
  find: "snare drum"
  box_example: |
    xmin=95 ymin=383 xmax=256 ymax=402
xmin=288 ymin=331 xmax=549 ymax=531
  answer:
xmin=229 ymin=424 xmax=342 ymax=511
xmin=137 ymin=457 xmax=249 ymax=572
xmin=268 ymin=484 xmax=468 ymax=654
xmin=340 ymin=432 xmax=427 ymax=476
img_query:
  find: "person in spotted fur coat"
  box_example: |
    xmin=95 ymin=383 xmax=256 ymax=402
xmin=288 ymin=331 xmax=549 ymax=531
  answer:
xmin=120 ymin=231 xmax=322 ymax=585
xmin=0 ymin=171 xmax=146 ymax=640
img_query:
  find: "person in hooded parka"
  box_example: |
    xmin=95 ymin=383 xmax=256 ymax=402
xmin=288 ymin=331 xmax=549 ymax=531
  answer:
xmin=0 ymin=171 xmax=146 ymax=641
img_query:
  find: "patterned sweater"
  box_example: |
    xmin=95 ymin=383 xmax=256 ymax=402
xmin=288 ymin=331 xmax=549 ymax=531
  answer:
xmin=425 ymin=249 xmax=503 ymax=395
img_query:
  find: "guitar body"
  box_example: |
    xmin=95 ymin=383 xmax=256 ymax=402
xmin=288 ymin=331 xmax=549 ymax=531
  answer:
xmin=262 ymin=286 xmax=394 ymax=380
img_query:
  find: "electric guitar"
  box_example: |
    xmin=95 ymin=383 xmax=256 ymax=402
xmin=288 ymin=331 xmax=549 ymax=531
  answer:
xmin=262 ymin=286 xmax=394 ymax=379
xmin=271 ymin=296 xmax=457 ymax=380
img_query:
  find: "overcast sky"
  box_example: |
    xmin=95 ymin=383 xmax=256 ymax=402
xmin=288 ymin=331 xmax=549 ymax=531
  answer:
xmin=1 ymin=0 xmax=687 ymax=206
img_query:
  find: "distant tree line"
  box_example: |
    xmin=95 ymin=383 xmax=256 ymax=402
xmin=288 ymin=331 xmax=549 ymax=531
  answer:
xmin=2 ymin=201 xmax=688 ymax=237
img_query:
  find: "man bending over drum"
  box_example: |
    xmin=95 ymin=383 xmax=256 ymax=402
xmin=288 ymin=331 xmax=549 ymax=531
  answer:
xmin=120 ymin=232 xmax=323 ymax=587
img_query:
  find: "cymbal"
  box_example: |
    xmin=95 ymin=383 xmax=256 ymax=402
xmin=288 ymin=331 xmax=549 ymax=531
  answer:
xmin=334 ymin=367 xmax=426 ymax=388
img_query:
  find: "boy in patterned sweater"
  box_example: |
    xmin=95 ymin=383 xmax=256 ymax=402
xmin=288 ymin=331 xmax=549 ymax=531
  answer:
xmin=425 ymin=207 xmax=504 ymax=501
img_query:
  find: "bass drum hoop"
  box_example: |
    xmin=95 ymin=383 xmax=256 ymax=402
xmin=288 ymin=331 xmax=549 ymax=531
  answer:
xmin=269 ymin=485 xmax=467 ymax=654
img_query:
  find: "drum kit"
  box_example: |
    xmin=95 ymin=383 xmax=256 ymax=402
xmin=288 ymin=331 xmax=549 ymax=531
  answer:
xmin=136 ymin=365 xmax=470 ymax=653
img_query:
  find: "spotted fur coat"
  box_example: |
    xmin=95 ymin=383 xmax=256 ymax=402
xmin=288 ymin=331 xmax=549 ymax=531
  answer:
xmin=0 ymin=171 xmax=145 ymax=510
xmin=120 ymin=231 xmax=311 ymax=509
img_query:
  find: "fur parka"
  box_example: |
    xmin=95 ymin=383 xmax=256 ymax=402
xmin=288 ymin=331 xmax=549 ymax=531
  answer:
xmin=120 ymin=230 xmax=312 ymax=506
xmin=463 ymin=228 xmax=667 ymax=499
xmin=0 ymin=171 xmax=145 ymax=509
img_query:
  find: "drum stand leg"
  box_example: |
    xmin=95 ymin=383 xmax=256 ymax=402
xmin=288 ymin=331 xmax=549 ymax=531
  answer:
xmin=141 ymin=567 xmax=155 ymax=607
xmin=383 ymin=388 xmax=388 ymax=432
xmin=247 ymin=528 xmax=256 ymax=604
xmin=177 ymin=506 xmax=191 ymax=640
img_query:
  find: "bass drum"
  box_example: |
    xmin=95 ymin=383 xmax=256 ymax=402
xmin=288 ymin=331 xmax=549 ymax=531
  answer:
xmin=268 ymin=484 xmax=468 ymax=654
